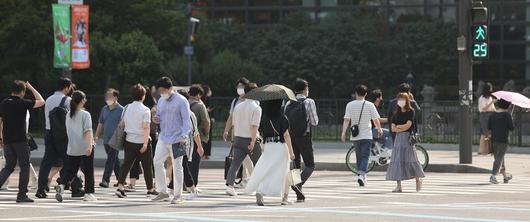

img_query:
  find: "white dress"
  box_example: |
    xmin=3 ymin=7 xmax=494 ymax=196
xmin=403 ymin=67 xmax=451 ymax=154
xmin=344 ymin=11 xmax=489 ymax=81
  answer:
xmin=244 ymin=142 xmax=290 ymax=197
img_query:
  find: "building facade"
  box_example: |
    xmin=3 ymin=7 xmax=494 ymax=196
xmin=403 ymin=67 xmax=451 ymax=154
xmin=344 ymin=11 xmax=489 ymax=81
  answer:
xmin=200 ymin=0 xmax=530 ymax=87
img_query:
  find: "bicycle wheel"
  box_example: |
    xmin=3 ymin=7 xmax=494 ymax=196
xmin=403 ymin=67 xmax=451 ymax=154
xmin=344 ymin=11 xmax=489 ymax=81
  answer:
xmin=346 ymin=145 xmax=376 ymax=174
xmin=415 ymin=145 xmax=429 ymax=170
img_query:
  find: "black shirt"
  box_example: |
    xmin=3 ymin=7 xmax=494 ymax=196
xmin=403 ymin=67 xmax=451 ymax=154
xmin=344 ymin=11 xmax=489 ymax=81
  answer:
xmin=387 ymin=99 xmax=420 ymax=130
xmin=0 ymin=96 xmax=35 ymax=144
xmin=488 ymin=112 xmax=514 ymax=143
xmin=259 ymin=114 xmax=289 ymax=143
xmin=392 ymin=110 xmax=414 ymax=132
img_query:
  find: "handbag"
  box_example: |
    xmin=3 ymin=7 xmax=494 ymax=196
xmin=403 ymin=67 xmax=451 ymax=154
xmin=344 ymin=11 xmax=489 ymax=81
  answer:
xmin=172 ymin=142 xmax=187 ymax=159
xmin=0 ymin=149 xmax=9 ymax=190
xmin=350 ymin=101 xmax=366 ymax=138
xmin=27 ymin=133 xmax=38 ymax=151
xmin=287 ymin=162 xmax=302 ymax=186
xmin=224 ymin=145 xmax=243 ymax=181
xmin=479 ymin=135 xmax=492 ymax=155
xmin=108 ymin=105 xmax=128 ymax=151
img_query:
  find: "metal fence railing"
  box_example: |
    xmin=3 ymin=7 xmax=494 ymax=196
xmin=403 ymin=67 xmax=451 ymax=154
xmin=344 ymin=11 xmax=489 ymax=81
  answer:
xmin=2 ymin=94 xmax=529 ymax=146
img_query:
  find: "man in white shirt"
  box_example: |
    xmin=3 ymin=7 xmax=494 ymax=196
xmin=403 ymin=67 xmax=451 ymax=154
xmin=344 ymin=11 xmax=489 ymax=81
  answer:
xmin=225 ymin=84 xmax=262 ymax=196
xmin=341 ymin=85 xmax=383 ymax=187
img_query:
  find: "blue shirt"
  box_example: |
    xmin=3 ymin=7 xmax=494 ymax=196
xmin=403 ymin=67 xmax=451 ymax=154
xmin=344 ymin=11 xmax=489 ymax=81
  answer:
xmin=156 ymin=92 xmax=191 ymax=144
xmin=98 ymin=104 xmax=124 ymax=144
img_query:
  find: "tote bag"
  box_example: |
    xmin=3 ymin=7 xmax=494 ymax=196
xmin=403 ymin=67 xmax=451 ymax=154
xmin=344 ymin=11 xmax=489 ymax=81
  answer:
xmin=108 ymin=105 xmax=128 ymax=151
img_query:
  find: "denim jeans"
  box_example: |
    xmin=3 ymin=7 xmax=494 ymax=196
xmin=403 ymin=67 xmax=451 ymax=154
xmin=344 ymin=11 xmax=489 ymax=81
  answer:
xmin=353 ymin=139 xmax=372 ymax=176
xmin=372 ymin=128 xmax=393 ymax=149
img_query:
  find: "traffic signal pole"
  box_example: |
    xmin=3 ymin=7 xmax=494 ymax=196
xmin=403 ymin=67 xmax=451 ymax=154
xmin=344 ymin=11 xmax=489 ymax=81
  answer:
xmin=186 ymin=2 xmax=193 ymax=86
xmin=458 ymin=0 xmax=473 ymax=164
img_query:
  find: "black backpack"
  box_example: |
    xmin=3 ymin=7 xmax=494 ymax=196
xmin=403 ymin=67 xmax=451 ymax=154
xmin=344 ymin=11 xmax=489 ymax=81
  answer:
xmin=49 ymin=97 xmax=69 ymax=145
xmin=285 ymin=98 xmax=308 ymax=137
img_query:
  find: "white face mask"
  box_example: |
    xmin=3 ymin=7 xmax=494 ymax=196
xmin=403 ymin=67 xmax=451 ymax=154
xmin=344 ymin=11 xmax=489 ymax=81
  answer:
xmin=237 ymin=88 xmax=245 ymax=96
xmin=106 ymin=100 xmax=114 ymax=106
xmin=397 ymin=100 xmax=406 ymax=108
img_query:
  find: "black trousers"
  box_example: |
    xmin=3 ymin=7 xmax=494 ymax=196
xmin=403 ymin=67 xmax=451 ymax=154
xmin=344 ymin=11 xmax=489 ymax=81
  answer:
xmin=189 ymin=142 xmax=204 ymax=186
xmin=0 ymin=142 xmax=30 ymax=197
xmin=118 ymin=141 xmax=153 ymax=190
xmin=292 ymin=135 xmax=315 ymax=186
xmin=204 ymin=119 xmax=213 ymax=156
xmin=58 ymin=151 xmax=95 ymax=194
xmin=182 ymin=155 xmax=194 ymax=188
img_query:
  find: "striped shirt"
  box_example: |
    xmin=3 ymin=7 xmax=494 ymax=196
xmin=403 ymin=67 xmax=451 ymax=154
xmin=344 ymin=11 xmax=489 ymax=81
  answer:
xmin=344 ymin=100 xmax=380 ymax=141
xmin=285 ymin=94 xmax=319 ymax=133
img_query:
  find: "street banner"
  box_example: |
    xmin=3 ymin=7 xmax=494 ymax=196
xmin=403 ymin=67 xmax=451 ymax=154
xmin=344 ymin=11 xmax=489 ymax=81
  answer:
xmin=52 ymin=4 xmax=71 ymax=68
xmin=71 ymin=4 xmax=90 ymax=69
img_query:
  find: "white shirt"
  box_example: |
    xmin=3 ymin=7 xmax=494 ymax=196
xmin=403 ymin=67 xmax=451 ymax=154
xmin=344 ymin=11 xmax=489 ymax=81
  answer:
xmin=123 ymin=101 xmax=151 ymax=144
xmin=44 ymin=92 xmax=71 ymax=130
xmin=344 ymin=100 xmax=380 ymax=141
xmin=232 ymin=99 xmax=262 ymax=138
xmin=478 ymin=96 xmax=496 ymax=112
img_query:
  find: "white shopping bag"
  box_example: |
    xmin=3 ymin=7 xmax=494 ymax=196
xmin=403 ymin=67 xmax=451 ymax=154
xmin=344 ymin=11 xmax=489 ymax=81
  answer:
xmin=287 ymin=162 xmax=302 ymax=186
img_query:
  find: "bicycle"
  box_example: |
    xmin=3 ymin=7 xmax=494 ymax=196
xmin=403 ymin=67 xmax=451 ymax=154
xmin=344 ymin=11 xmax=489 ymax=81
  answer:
xmin=345 ymin=134 xmax=429 ymax=174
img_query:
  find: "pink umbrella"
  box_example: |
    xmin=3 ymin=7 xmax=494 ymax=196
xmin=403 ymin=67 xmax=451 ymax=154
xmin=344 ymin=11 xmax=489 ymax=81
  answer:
xmin=492 ymin=91 xmax=530 ymax=109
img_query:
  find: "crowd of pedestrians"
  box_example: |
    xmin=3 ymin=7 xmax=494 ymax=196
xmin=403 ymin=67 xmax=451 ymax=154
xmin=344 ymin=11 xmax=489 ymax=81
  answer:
xmin=0 ymin=76 xmax=518 ymax=205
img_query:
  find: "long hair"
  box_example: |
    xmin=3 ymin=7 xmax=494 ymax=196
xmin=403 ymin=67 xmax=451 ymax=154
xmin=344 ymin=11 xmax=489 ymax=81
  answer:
xmin=392 ymin=92 xmax=413 ymax=123
xmin=261 ymin=99 xmax=283 ymax=119
xmin=482 ymin=82 xmax=493 ymax=98
xmin=143 ymin=86 xmax=157 ymax=109
xmin=70 ymin=90 xmax=86 ymax=118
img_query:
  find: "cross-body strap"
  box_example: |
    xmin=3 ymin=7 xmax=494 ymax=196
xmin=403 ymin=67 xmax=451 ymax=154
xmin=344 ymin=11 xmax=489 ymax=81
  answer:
xmin=59 ymin=96 xmax=68 ymax=108
xmin=357 ymin=101 xmax=366 ymax=125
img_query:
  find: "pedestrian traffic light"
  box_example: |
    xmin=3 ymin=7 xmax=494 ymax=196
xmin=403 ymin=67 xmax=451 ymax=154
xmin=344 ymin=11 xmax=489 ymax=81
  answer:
xmin=471 ymin=6 xmax=488 ymax=61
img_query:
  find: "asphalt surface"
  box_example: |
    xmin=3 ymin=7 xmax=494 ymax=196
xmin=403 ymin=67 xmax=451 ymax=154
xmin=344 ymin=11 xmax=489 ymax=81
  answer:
xmin=1 ymin=169 xmax=530 ymax=221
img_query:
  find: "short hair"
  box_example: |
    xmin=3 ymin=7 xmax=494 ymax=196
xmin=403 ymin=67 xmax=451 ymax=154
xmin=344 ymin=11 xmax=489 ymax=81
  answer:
xmin=189 ymin=85 xmax=204 ymax=97
xmin=370 ymin=89 xmax=383 ymax=102
xmin=156 ymin=76 xmax=173 ymax=89
xmin=131 ymin=83 xmax=147 ymax=101
xmin=107 ymin=88 xmax=120 ymax=98
xmin=354 ymin=85 xmax=368 ymax=97
xmin=482 ymin=82 xmax=493 ymax=98
xmin=497 ymin=99 xmax=511 ymax=109
xmin=177 ymin=89 xmax=190 ymax=100
xmin=202 ymin=84 xmax=211 ymax=96
xmin=11 ymin=80 xmax=26 ymax=94
xmin=56 ymin=78 xmax=73 ymax=91
xmin=245 ymin=82 xmax=258 ymax=94
xmin=237 ymin=77 xmax=250 ymax=86
xmin=293 ymin=78 xmax=308 ymax=93
xmin=398 ymin=83 xmax=411 ymax=93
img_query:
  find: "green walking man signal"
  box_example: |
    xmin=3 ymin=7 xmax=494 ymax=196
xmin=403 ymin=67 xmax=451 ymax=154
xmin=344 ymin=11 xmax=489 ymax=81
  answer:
xmin=471 ymin=6 xmax=488 ymax=61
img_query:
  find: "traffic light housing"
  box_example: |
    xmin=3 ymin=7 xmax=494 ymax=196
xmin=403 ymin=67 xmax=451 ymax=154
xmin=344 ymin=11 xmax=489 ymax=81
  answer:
xmin=471 ymin=6 xmax=488 ymax=61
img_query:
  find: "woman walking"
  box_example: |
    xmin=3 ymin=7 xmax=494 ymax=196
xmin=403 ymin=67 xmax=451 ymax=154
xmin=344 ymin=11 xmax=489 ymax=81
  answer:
xmin=244 ymin=99 xmax=295 ymax=206
xmin=478 ymin=82 xmax=496 ymax=155
xmin=386 ymin=93 xmax=425 ymax=193
xmin=55 ymin=90 xmax=96 ymax=202
xmin=115 ymin=84 xmax=157 ymax=198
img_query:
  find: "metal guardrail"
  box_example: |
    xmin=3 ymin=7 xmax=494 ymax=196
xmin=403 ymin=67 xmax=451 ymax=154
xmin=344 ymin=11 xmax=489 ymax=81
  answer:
xmin=2 ymin=95 xmax=528 ymax=146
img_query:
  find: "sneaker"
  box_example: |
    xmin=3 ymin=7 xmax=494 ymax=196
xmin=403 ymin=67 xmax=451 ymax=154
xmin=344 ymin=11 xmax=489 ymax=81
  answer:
xmin=115 ymin=189 xmax=127 ymax=198
xmin=16 ymin=195 xmax=34 ymax=203
xmin=226 ymin=186 xmax=237 ymax=196
xmin=196 ymin=188 xmax=203 ymax=193
xmin=99 ymin=182 xmax=109 ymax=188
xmin=357 ymin=175 xmax=366 ymax=187
xmin=152 ymin=192 xmax=170 ymax=202
xmin=281 ymin=198 xmax=293 ymax=205
xmin=171 ymin=196 xmax=184 ymax=204
xmin=71 ymin=190 xmax=85 ymax=198
xmin=147 ymin=190 xmax=159 ymax=196
xmin=187 ymin=191 xmax=199 ymax=200
xmin=504 ymin=174 xmax=513 ymax=184
xmin=291 ymin=185 xmax=305 ymax=203
xmin=124 ymin=185 xmax=136 ymax=192
xmin=256 ymin=192 xmax=264 ymax=206
xmin=83 ymin=194 xmax=97 ymax=201
xmin=55 ymin=185 xmax=64 ymax=202
xmin=35 ymin=192 xmax=47 ymax=199
xmin=490 ymin=176 xmax=499 ymax=184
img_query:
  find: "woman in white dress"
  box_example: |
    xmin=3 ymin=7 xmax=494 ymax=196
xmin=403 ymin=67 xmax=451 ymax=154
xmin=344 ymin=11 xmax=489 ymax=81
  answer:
xmin=245 ymin=99 xmax=295 ymax=206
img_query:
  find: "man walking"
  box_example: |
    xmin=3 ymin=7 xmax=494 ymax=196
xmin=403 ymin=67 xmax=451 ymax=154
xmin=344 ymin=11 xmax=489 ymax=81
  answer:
xmin=0 ymin=80 xmax=45 ymax=202
xmin=225 ymin=84 xmax=262 ymax=196
xmin=188 ymin=85 xmax=210 ymax=188
xmin=152 ymin=77 xmax=191 ymax=204
xmin=36 ymin=78 xmax=83 ymax=198
xmin=95 ymin=88 xmax=124 ymax=188
xmin=285 ymin=78 xmax=318 ymax=202
xmin=341 ymin=85 xmax=383 ymax=187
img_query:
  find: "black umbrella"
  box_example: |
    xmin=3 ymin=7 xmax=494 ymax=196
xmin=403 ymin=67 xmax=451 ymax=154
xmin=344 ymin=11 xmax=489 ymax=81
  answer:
xmin=244 ymin=84 xmax=297 ymax=101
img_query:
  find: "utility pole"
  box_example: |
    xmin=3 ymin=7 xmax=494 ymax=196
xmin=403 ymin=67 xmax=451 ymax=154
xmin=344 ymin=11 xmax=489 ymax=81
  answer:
xmin=458 ymin=0 xmax=473 ymax=164
xmin=186 ymin=2 xmax=193 ymax=86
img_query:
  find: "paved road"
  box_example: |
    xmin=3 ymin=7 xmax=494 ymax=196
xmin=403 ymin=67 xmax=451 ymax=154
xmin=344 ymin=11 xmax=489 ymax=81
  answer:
xmin=1 ymin=169 xmax=530 ymax=221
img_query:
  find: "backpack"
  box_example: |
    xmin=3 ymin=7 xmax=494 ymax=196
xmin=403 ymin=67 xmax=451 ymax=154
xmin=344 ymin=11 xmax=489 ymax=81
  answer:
xmin=49 ymin=97 xmax=69 ymax=145
xmin=230 ymin=97 xmax=239 ymax=112
xmin=285 ymin=98 xmax=308 ymax=137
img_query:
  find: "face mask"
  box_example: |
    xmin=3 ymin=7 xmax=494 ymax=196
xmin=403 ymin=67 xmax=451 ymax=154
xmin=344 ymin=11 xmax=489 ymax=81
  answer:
xmin=237 ymin=88 xmax=245 ymax=96
xmin=397 ymin=100 xmax=406 ymax=108
xmin=106 ymin=100 xmax=114 ymax=106
xmin=161 ymin=93 xmax=170 ymax=100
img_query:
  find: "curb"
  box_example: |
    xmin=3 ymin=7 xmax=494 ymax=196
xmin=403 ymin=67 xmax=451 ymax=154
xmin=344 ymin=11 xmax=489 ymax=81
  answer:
xmin=30 ymin=158 xmax=491 ymax=174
